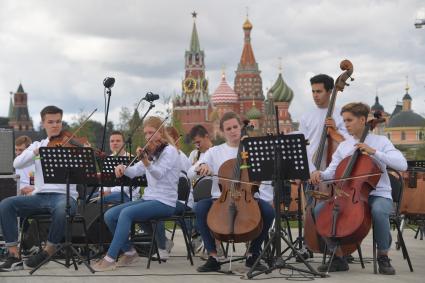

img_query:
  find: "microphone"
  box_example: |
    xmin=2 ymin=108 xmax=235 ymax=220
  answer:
xmin=143 ymin=92 xmax=160 ymax=102
xmin=103 ymin=77 xmax=115 ymax=88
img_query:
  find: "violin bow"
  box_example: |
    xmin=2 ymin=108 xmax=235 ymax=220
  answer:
xmin=62 ymin=108 xmax=98 ymax=145
xmin=126 ymin=116 xmax=169 ymax=167
xmin=320 ymin=172 xmax=382 ymax=185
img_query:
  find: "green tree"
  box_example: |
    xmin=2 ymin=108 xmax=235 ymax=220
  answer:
xmin=171 ymin=109 xmax=193 ymax=155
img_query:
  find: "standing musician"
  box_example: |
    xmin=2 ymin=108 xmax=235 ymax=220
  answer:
xmin=92 ymin=116 xmax=180 ymax=272
xmin=299 ymin=74 xmax=349 ymax=172
xmin=188 ymin=111 xmax=275 ymax=272
xmin=0 ymin=106 xmax=78 ymax=271
xmin=310 ymin=102 xmax=407 ymax=275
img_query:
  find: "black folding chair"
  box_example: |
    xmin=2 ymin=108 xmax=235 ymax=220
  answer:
xmin=132 ymin=173 xmax=194 ymax=268
xmin=372 ymin=169 xmax=413 ymax=273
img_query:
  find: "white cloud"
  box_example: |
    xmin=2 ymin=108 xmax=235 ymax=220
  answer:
xmin=1 ymin=0 xmax=424 ymax=129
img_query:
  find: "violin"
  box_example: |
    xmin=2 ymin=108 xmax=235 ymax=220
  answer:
xmin=48 ymin=130 xmax=90 ymax=147
xmin=314 ymin=112 xmax=385 ymax=254
xmin=206 ymin=121 xmax=262 ymax=243
xmin=304 ymin=59 xmax=354 ymax=255
xmin=137 ymin=140 xmax=168 ymax=161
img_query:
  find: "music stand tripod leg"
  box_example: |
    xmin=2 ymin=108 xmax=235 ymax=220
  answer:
xmin=30 ymin=169 xmax=95 ymax=274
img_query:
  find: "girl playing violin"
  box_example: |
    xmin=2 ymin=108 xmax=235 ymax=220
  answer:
xmin=310 ymin=102 xmax=407 ymax=275
xmin=92 ymin=116 xmax=180 ymax=271
xmin=188 ymin=111 xmax=275 ymax=273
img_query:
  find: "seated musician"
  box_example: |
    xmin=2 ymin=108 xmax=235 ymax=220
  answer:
xmin=187 ymin=125 xmax=217 ymax=255
xmin=188 ymin=111 xmax=275 ymax=272
xmin=91 ymin=131 xmax=139 ymax=204
xmin=14 ymin=135 xmax=35 ymax=196
xmin=154 ymin=126 xmax=192 ymax=259
xmin=92 ymin=116 xmax=180 ymax=271
xmin=310 ymin=102 xmax=407 ymax=275
xmin=0 ymin=106 xmax=78 ymax=271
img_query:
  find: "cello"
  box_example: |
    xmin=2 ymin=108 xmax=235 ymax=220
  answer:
xmin=315 ymin=113 xmax=386 ymax=251
xmin=207 ymin=121 xmax=263 ymax=243
xmin=303 ymin=60 xmax=354 ymax=254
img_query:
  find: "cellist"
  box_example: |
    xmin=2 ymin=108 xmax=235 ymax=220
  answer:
xmin=310 ymin=102 xmax=407 ymax=275
xmin=188 ymin=111 xmax=275 ymax=273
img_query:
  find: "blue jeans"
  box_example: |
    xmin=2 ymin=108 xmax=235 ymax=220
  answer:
xmin=155 ymin=201 xmax=193 ymax=249
xmin=195 ymin=198 xmax=275 ymax=256
xmin=89 ymin=191 xmax=131 ymax=204
xmin=104 ymin=199 xmax=175 ymax=259
xmin=369 ymin=195 xmax=393 ymax=252
xmin=313 ymin=195 xmax=393 ymax=253
xmin=0 ymin=193 xmax=77 ymax=246
xmin=103 ymin=192 xmax=130 ymax=204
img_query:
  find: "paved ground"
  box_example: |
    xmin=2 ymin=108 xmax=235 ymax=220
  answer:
xmin=0 ymin=228 xmax=423 ymax=283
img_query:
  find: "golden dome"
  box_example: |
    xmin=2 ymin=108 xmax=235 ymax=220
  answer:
xmin=243 ymin=18 xmax=252 ymax=30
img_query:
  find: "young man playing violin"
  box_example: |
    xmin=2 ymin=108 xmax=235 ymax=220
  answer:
xmin=0 ymin=106 xmax=79 ymax=271
xmin=188 ymin=111 xmax=275 ymax=272
xmin=310 ymin=102 xmax=407 ymax=275
xmin=92 ymin=116 xmax=180 ymax=271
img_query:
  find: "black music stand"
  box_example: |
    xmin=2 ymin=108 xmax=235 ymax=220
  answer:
xmin=242 ymin=134 xmax=324 ymax=279
xmin=30 ymin=147 xmax=97 ymax=274
xmin=102 ymin=156 xmax=146 ymax=200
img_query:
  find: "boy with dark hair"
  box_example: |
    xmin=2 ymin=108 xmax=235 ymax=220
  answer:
xmin=0 ymin=105 xmax=78 ymax=271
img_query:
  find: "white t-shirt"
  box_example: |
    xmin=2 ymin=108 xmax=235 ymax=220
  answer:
xmin=15 ymin=164 xmax=35 ymax=190
xmin=188 ymin=143 xmax=239 ymax=199
xmin=188 ymin=149 xmax=203 ymax=165
xmin=13 ymin=139 xmax=78 ymax=199
xmin=257 ymin=181 xmax=274 ymax=203
xmin=298 ymin=106 xmax=349 ymax=172
xmin=321 ymin=133 xmax=407 ymax=199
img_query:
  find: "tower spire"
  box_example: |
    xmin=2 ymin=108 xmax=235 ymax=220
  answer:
xmin=8 ymin=91 xmax=14 ymax=118
xmin=190 ymin=11 xmax=201 ymax=52
xmin=405 ymin=75 xmax=409 ymax=93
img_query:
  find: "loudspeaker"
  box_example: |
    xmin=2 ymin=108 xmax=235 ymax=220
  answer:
xmin=72 ymin=203 xmax=113 ymax=244
xmin=0 ymin=175 xmax=18 ymax=201
xmin=21 ymin=202 xmax=113 ymax=250
xmin=0 ymin=128 xmax=14 ymax=174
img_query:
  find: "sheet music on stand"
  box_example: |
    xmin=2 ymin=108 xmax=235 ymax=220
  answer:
xmin=242 ymin=133 xmax=322 ymax=279
xmin=242 ymin=134 xmax=310 ymax=181
xmin=101 ymin=156 xmax=147 ymax=187
xmin=40 ymin=147 xmax=98 ymax=184
xmin=407 ymin=160 xmax=425 ymax=172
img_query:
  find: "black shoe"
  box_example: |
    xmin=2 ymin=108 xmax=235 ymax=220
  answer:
xmin=0 ymin=256 xmax=23 ymax=272
xmin=197 ymin=256 xmax=220 ymax=272
xmin=317 ymin=256 xmax=349 ymax=273
xmin=377 ymin=255 xmax=396 ymax=275
xmin=25 ymin=250 xmax=49 ymax=268
xmin=344 ymin=254 xmax=355 ymax=263
xmin=245 ymin=255 xmax=268 ymax=272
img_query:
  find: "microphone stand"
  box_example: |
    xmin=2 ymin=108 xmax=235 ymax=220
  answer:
xmin=96 ymin=85 xmax=113 ymax=256
xmin=114 ymin=100 xmax=156 ymax=157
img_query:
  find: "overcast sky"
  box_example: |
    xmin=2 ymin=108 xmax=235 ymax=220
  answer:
xmin=1 ymin=0 xmax=424 ymax=129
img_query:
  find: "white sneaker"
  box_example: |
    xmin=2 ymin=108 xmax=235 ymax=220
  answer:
xmin=165 ymin=239 xmax=174 ymax=253
xmin=157 ymin=249 xmax=170 ymax=260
